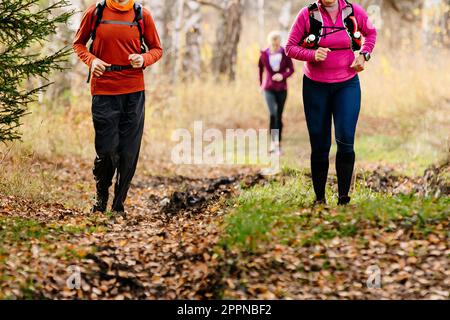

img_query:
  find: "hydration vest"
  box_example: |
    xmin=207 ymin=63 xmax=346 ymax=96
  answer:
xmin=300 ymin=0 xmax=362 ymax=51
xmin=88 ymin=0 xmax=147 ymax=54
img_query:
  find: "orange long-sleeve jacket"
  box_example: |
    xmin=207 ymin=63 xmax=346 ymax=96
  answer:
xmin=73 ymin=4 xmax=163 ymax=95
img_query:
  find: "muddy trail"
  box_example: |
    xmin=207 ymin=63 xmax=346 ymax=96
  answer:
xmin=0 ymin=170 xmax=265 ymax=299
xmin=0 ymin=160 xmax=448 ymax=299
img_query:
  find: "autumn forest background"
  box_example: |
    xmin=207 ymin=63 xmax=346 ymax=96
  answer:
xmin=0 ymin=0 xmax=449 ymax=299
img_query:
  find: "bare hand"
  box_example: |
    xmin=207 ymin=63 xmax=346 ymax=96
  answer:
xmin=315 ymin=47 xmax=331 ymax=61
xmin=350 ymin=55 xmax=365 ymax=72
xmin=91 ymin=58 xmax=111 ymax=78
xmin=128 ymin=54 xmax=144 ymax=68
xmin=272 ymin=73 xmax=283 ymax=82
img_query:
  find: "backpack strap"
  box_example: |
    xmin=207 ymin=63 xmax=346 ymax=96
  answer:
xmin=342 ymin=0 xmax=362 ymax=51
xmin=88 ymin=1 xmax=147 ymax=53
xmin=86 ymin=1 xmax=147 ymax=83
xmin=133 ymin=3 xmax=147 ymax=54
xmin=299 ymin=2 xmax=323 ymax=49
xmin=89 ymin=0 xmax=106 ymax=53
xmin=299 ymin=0 xmax=362 ymax=52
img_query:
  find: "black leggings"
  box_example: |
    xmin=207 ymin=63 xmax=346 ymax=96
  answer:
xmin=264 ymin=90 xmax=287 ymax=142
xmin=302 ymin=75 xmax=361 ymax=201
xmin=91 ymin=91 xmax=145 ymax=212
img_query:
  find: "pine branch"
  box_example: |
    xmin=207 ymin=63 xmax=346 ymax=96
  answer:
xmin=0 ymin=0 xmax=73 ymax=143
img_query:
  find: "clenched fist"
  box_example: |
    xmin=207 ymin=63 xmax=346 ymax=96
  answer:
xmin=350 ymin=55 xmax=365 ymax=72
xmin=315 ymin=47 xmax=331 ymax=62
xmin=91 ymin=58 xmax=111 ymax=78
xmin=129 ymin=54 xmax=144 ymax=68
xmin=272 ymin=73 xmax=284 ymax=82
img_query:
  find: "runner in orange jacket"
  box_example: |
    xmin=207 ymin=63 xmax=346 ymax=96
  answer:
xmin=73 ymin=0 xmax=163 ymax=215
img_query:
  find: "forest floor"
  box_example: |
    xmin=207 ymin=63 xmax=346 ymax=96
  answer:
xmin=0 ymin=156 xmax=448 ymax=300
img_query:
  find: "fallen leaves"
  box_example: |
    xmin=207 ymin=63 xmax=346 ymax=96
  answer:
xmin=0 ymin=157 xmax=448 ymax=300
xmin=0 ymin=167 xmax=264 ymax=299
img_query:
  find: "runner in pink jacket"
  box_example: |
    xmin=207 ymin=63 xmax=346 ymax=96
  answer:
xmin=286 ymin=0 xmax=377 ymax=83
xmin=286 ymin=0 xmax=377 ymax=205
xmin=259 ymin=31 xmax=295 ymax=155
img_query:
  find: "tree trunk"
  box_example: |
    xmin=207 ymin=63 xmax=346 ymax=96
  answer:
xmin=279 ymin=0 xmax=293 ymax=44
xmin=170 ymin=0 xmax=185 ymax=81
xmin=422 ymin=0 xmax=450 ymax=48
xmin=148 ymin=0 xmax=178 ymax=74
xmin=257 ymin=0 xmax=265 ymax=46
xmin=182 ymin=0 xmax=203 ymax=79
xmin=211 ymin=0 xmax=244 ymax=81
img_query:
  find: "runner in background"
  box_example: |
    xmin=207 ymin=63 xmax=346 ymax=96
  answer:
xmin=259 ymin=31 xmax=295 ymax=156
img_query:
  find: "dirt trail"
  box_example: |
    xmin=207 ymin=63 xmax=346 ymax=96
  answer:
xmin=79 ymin=174 xmax=265 ymax=299
xmin=0 ymin=171 xmax=263 ymax=299
xmin=0 ymin=160 xmax=448 ymax=299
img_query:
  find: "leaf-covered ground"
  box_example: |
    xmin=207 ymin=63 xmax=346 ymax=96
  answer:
xmin=219 ymin=168 xmax=449 ymax=299
xmin=0 ymin=161 xmax=264 ymax=299
xmin=0 ymin=158 xmax=448 ymax=299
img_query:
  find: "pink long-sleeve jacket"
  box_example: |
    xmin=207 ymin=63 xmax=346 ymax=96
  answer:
xmin=258 ymin=47 xmax=295 ymax=91
xmin=286 ymin=0 xmax=377 ymax=83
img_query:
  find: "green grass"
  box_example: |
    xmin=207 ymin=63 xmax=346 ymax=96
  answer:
xmin=0 ymin=216 xmax=105 ymax=263
xmin=355 ymin=135 xmax=442 ymax=174
xmin=0 ymin=216 xmax=104 ymax=298
xmin=0 ymin=217 xmax=55 ymax=242
xmin=281 ymin=132 xmax=447 ymax=176
xmin=221 ymin=170 xmax=449 ymax=253
xmin=0 ymin=216 xmax=105 ymax=243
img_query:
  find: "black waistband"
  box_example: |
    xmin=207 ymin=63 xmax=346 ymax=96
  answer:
xmin=86 ymin=65 xmax=134 ymax=83
xmin=105 ymin=65 xmax=133 ymax=72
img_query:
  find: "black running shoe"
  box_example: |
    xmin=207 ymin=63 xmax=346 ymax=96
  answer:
xmin=91 ymin=194 xmax=108 ymax=213
xmin=338 ymin=196 xmax=351 ymax=206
